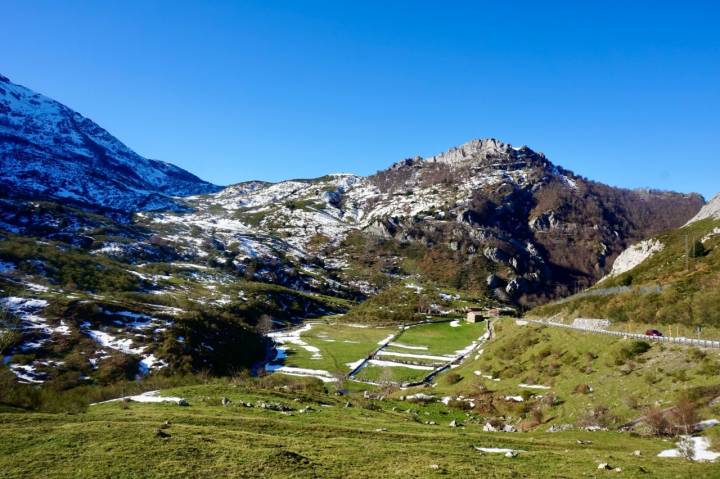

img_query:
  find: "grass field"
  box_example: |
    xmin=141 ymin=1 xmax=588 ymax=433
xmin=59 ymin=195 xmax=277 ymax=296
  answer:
xmin=0 ymin=378 xmax=716 ymax=478
xmin=270 ymin=318 xmax=487 ymax=385
xmin=385 ymin=320 xmax=486 ymax=356
xmin=271 ymin=321 xmax=396 ymax=373
xmin=416 ymin=319 xmax=720 ymax=430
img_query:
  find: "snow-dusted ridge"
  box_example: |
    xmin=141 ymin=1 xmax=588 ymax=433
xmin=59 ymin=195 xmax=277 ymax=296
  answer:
xmin=0 ymin=74 xmax=219 ymax=211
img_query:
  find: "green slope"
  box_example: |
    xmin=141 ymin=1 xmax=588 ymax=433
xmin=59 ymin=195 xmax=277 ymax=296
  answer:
xmin=531 ymin=218 xmax=720 ymax=331
xmin=0 ymin=377 xmax=717 ymax=478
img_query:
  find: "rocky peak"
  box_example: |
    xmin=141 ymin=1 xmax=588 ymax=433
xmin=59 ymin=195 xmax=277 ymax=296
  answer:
xmin=425 ymin=138 xmax=540 ymax=168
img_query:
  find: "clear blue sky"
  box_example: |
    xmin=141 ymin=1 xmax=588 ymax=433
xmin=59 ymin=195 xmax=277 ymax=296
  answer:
xmin=2 ymin=1 xmax=718 ymax=198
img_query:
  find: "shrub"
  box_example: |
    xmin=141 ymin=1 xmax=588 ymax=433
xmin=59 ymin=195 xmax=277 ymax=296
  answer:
xmin=541 ymin=393 xmax=561 ymax=407
xmin=688 ymin=348 xmax=706 ymax=361
xmin=447 ymin=399 xmax=473 ymax=411
xmin=0 ymin=306 xmax=22 ymax=355
xmin=580 ymin=404 xmax=615 ymax=428
xmin=689 ymin=240 xmax=706 ymax=258
xmin=445 ymin=373 xmax=463 ymax=385
xmin=612 ymin=341 xmax=651 ymax=365
xmin=643 ymin=371 xmax=660 ymax=385
xmin=645 ymin=406 xmax=673 ymax=436
xmin=573 ymin=383 xmax=592 ymax=395
xmin=670 ymin=399 xmax=699 ymax=435
xmin=530 ymin=406 xmax=544 ymax=426
xmin=624 ymin=395 xmax=639 ymax=410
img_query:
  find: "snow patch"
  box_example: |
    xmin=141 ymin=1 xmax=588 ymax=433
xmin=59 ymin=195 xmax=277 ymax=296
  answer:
xmin=387 ymin=342 xmax=428 ymax=351
xmin=267 ymin=323 xmax=322 ymax=359
xmin=603 ymin=239 xmax=663 ymax=280
xmin=658 ymin=436 xmax=720 ymax=462
xmin=519 ymin=383 xmax=551 ymax=390
xmin=93 ymin=390 xmax=185 ymax=405
xmin=266 ymin=365 xmax=337 ymax=382
xmin=474 ymin=447 xmax=522 ymax=455
xmin=346 ymin=359 xmax=366 ymax=371
xmin=377 ymin=334 xmax=396 ymax=346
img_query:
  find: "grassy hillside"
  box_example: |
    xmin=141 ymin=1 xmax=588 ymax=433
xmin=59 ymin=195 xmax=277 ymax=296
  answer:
xmin=531 ymin=218 xmax=720 ymax=329
xmin=412 ymin=320 xmax=720 ymax=432
xmin=0 ymin=376 xmax=717 ymax=478
xmin=0 ymin=229 xmax=350 ymax=397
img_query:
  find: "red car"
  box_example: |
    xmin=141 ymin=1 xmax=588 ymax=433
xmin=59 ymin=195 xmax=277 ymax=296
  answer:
xmin=645 ymin=329 xmax=663 ymax=337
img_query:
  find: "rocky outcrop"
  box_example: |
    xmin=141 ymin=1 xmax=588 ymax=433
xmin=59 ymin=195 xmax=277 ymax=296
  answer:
xmin=602 ymin=239 xmax=664 ymax=280
xmin=686 ymin=193 xmax=720 ymax=225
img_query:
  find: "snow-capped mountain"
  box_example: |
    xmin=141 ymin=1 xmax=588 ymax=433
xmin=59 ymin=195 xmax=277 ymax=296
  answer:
xmin=0 ymin=75 xmax=707 ymax=386
xmin=141 ymin=138 xmax=704 ymax=302
xmin=0 ymin=74 xmax=219 ymax=211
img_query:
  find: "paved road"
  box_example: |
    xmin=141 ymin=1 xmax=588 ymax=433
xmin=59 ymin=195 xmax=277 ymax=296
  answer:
xmin=526 ymin=318 xmax=720 ymax=349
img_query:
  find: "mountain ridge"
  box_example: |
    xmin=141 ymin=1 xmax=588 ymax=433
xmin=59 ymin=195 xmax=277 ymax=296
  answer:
xmin=0 ymin=74 xmax=220 ymax=212
xmin=0 ymin=74 xmax=708 ymax=385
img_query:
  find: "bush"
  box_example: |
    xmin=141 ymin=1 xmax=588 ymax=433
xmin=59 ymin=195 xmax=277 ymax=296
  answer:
xmin=0 ymin=306 xmax=22 ymax=355
xmin=530 ymin=406 xmax=544 ymax=426
xmin=643 ymin=371 xmax=660 ymax=385
xmin=447 ymin=399 xmax=473 ymax=411
xmin=688 ymin=348 xmax=706 ymax=361
xmin=689 ymin=240 xmax=706 ymax=258
xmin=445 ymin=373 xmax=463 ymax=385
xmin=573 ymin=383 xmax=592 ymax=395
xmin=645 ymin=406 xmax=673 ymax=436
xmin=644 ymin=399 xmax=700 ymax=436
xmin=670 ymin=399 xmax=699 ymax=435
xmin=612 ymin=341 xmax=651 ymax=365
xmin=580 ymin=404 xmax=615 ymax=428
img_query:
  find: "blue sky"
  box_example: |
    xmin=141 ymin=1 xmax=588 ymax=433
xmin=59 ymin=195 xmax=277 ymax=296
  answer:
xmin=2 ymin=1 xmax=718 ymax=198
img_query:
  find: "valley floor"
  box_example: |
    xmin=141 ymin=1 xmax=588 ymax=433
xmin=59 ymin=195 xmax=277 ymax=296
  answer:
xmin=0 ymin=381 xmax=717 ymax=479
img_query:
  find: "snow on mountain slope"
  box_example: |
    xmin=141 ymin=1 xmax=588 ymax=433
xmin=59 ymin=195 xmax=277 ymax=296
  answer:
xmin=0 ymin=74 xmax=219 ymax=211
xmin=136 ymin=138 xmax=701 ymax=304
xmin=601 ymin=239 xmax=664 ymax=280
xmin=686 ymin=193 xmax=720 ymax=225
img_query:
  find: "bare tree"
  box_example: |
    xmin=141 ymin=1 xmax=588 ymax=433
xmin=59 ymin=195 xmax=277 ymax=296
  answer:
xmin=671 ymin=399 xmax=699 ymax=436
xmin=416 ymin=295 xmax=431 ymax=315
xmin=678 ymin=436 xmax=696 ymax=461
